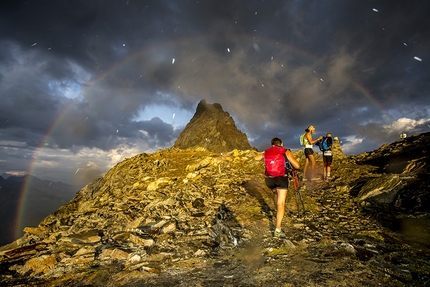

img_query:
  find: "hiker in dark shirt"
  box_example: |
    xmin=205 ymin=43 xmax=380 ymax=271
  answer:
xmin=321 ymin=133 xmax=333 ymax=180
xmin=255 ymin=137 xmax=300 ymax=238
xmin=303 ymin=126 xmax=323 ymax=181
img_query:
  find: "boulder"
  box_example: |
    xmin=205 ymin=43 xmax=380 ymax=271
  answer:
xmin=356 ymin=174 xmax=408 ymax=205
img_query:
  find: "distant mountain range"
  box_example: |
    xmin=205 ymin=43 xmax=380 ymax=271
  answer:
xmin=0 ymin=175 xmax=82 ymax=246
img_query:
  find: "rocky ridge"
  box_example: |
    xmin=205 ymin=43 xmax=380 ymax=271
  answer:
xmin=0 ymin=132 xmax=429 ymax=286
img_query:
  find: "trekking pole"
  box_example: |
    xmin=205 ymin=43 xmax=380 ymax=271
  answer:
xmin=296 ymin=185 xmax=305 ymax=213
xmin=291 ymin=169 xmax=305 ymax=214
xmin=293 ymin=184 xmax=300 ymax=213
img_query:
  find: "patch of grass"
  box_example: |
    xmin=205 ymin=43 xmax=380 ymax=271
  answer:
xmin=245 ymin=206 xmax=262 ymax=216
xmin=264 ymin=245 xmax=294 ymax=257
xmin=354 ymin=230 xmax=384 ymax=242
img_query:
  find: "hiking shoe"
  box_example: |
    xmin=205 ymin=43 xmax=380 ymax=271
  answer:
xmin=273 ymin=230 xmax=286 ymax=239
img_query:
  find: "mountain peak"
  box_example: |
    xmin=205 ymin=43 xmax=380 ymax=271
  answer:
xmin=173 ymin=99 xmax=254 ymax=152
xmin=195 ymin=99 xmax=223 ymax=115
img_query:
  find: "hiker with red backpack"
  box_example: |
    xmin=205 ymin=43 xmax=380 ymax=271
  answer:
xmin=255 ymin=137 xmax=300 ymax=238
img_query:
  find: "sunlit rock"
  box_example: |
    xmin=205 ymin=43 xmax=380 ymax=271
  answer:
xmin=173 ymin=99 xmax=255 ymax=152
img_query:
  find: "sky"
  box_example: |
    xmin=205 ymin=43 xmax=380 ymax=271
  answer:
xmin=1 ymin=0 xmax=429 ymax=186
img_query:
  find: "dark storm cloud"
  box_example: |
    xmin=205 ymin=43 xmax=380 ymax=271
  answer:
xmin=135 ymin=117 xmax=177 ymax=144
xmin=0 ymin=0 xmax=429 ymax=184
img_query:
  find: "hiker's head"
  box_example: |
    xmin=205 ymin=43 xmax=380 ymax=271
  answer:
xmin=271 ymin=137 xmax=283 ymax=146
xmin=306 ymin=125 xmax=315 ymax=133
xmin=326 ymin=133 xmax=332 ymax=138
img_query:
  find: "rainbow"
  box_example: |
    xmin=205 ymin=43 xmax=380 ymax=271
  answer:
xmin=13 ymin=96 xmax=79 ymax=239
xmin=351 ymin=80 xmax=392 ymax=121
xmin=13 ymin=33 xmax=388 ymax=240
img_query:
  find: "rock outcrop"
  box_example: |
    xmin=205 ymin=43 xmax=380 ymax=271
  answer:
xmin=173 ymin=99 xmax=254 ymax=152
xmin=0 ymin=125 xmax=429 ymax=285
xmin=352 ymin=132 xmax=430 ymax=210
xmin=332 ymin=136 xmax=347 ymax=160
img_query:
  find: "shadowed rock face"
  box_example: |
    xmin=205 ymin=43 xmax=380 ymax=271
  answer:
xmin=0 ymin=118 xmax=429 ymax=285
xmin=173 ymin=99 xmax=254 ymax=152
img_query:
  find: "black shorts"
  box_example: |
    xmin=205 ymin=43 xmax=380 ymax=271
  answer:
xmin=323 ymin=156 xmax=332 ymax=166
xmin=304 ymin=148 xmax=314 ymax=158
xmin=265 ymin=176 xmax=289 ymax=190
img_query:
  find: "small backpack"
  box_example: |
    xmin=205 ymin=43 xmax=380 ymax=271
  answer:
xmin=317 ymin=136 xmax=332 ymax=151
xmin=264 ymin=146 xmax=287 ymax=177
xmin=299 ymin=133 xmax=306 ymax=146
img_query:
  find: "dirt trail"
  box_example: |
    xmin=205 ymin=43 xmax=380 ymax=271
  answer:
xmin=102 ymin=178 xmax=396 ymax=287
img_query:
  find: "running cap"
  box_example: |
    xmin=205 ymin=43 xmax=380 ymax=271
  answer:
xmin=308 ymin=125 xmax=315 ymax=131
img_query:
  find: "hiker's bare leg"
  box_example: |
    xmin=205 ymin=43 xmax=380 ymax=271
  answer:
xmin=304 ymin=158 xmax=309 ymax=179
xmin=274 ymin=188 xmax=288 ymax=229
xmin=273 ymin=189 xmax=278 ymax=210
xmin=309 ymin=155 xmax=316 ymax=178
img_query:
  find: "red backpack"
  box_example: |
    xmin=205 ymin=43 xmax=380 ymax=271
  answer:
xmin=264 ymin=146 xmax=287 ymax=177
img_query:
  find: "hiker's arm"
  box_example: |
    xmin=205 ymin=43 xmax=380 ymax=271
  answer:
xmin=254 ymin=153 xmax=264 ymax=161
xmin=306 ymin=133 xmax=322 ymax=144
xmin=286 ymin=150 xmax=300 ymax=169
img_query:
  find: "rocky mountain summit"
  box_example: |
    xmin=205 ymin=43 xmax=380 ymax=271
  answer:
xmin=173 ymin=99 xmax=254 ymax=152
xmin=0 ymin=103 xmax=429 ymax=286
